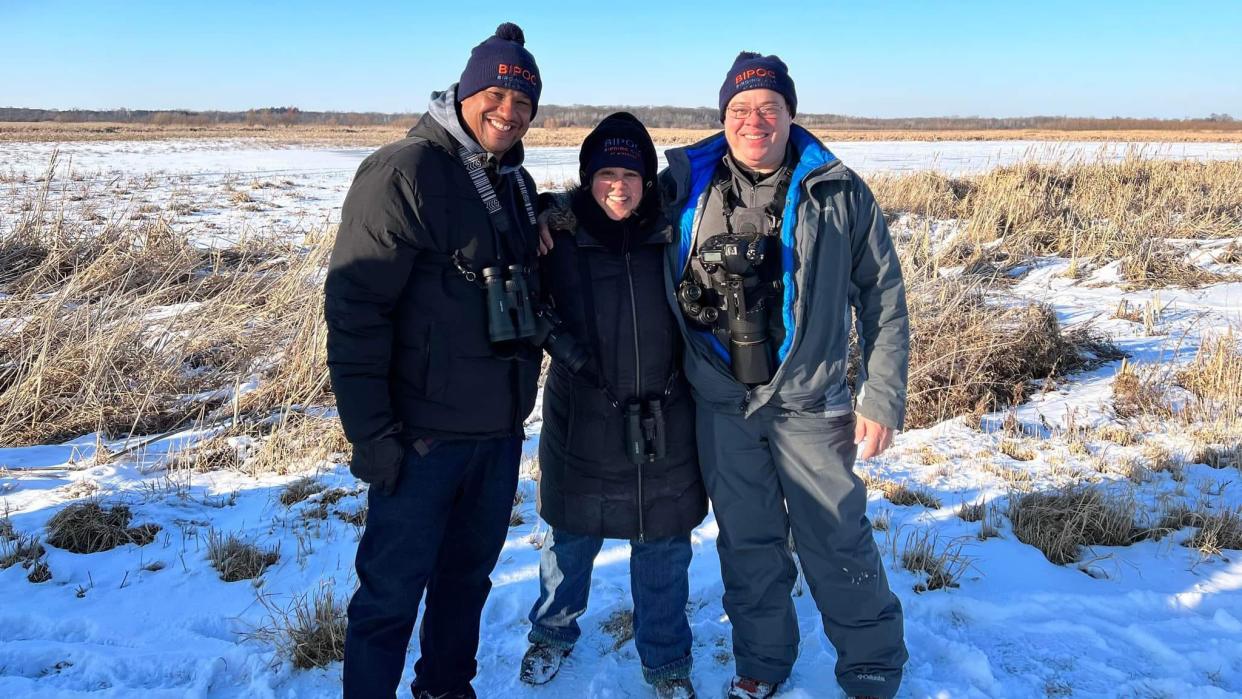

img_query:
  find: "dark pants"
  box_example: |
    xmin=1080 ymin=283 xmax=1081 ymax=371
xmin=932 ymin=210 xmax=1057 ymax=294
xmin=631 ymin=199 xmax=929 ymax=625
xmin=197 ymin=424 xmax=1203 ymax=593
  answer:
xmin=343 ymin=436 xmax=521 ymax=698
xmin=697 ymin=407 xmax=907 ymax=699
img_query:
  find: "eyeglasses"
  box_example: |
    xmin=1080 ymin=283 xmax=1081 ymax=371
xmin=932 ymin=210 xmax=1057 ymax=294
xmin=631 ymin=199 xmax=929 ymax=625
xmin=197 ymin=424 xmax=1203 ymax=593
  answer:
xmin=725 ymin=103 xmax=786 ymax=121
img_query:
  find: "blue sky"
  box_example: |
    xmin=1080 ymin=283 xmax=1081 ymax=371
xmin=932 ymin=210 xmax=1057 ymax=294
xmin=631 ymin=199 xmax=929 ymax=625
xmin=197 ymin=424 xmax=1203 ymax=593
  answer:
xmin=2 ymin=0 xmax=1239 ymax=118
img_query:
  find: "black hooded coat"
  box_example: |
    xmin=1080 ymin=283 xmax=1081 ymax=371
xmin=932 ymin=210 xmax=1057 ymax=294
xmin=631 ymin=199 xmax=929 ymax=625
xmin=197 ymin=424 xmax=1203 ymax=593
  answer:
xmin=536 ymin=113 xmax=707 ymax=541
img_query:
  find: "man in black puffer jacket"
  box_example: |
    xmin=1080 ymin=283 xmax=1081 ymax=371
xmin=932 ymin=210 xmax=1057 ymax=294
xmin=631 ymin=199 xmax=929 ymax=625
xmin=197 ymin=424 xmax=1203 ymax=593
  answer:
xmin=519 ymin=112 xmax=707 ymax=699
xmin=325 ymin=23 xmax=544 ymax=699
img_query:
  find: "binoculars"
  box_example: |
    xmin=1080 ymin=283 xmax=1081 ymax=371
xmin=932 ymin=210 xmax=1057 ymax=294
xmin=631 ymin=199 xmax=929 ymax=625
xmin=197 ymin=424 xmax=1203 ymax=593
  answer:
xmin=625 ymin=398 xmax=666 ymax=465
xmin=483 ymin=264 xmax=589 ymax=374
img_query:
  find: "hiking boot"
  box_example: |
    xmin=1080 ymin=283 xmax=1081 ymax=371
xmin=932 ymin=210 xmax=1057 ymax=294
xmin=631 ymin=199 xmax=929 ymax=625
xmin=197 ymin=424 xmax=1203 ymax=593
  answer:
xmin=519 ymin=641 xmax=571 ymax=685
xmin=726 ymin=675 xmax=780 ymax=699
xmin=653 ymin=676 xmax=696 ymax=699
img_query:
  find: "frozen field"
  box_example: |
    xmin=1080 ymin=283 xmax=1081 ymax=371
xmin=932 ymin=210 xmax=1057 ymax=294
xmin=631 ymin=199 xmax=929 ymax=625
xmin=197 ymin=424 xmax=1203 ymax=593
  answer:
xmin=1 ymin=137 xmax=1241 ymax=698
xmin=5 ymin=138 xmax=1242 ymax=245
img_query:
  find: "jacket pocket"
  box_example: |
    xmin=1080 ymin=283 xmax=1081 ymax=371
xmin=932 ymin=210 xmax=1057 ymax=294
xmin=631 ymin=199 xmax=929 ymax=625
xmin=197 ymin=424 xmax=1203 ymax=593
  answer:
xmin=396 ymin=321 xmax=449 ymax=400
xmin=565 ymin=389 xmax=620 ymax=467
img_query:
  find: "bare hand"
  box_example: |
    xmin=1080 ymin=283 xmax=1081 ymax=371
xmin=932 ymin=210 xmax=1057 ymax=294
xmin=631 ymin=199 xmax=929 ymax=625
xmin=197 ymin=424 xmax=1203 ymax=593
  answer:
xmin=854 ymin=413 xmax=895 ymax=460
xmin=537 ymin=211 xmax=554 ymax=255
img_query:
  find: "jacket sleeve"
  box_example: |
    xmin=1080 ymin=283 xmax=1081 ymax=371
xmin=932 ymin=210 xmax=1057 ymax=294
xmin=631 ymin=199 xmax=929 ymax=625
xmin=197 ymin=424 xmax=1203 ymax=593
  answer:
xmin=847 ymin=176 xmax=910 ymax=430
xmin=323 ymin=159 xmax=423 ymax=444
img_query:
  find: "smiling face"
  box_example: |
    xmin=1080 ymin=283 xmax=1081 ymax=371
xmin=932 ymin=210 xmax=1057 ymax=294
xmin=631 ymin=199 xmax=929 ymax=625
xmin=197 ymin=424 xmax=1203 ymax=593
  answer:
xmin=723 ymin=88 xmax=792 ymax=173
xmin=458 ymin=86 xmax=532 ymax=156
xmin=591 ymin=167 xmax=644 ymax=221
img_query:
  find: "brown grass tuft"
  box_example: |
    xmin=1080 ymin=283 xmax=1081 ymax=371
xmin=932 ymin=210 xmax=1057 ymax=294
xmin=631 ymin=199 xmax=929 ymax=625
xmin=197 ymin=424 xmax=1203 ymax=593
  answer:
xmin=864 ymin=475 xmax=943 ymax=509
xmin=958 ymin=499 xmax=987 ymax=523
xmin=206 ymin=530 xmax=279 ymax=582
xmin=45 ymin=502 xmax=160 ymax=554
xmin=901 ymin=279 xmax=1118 ymax=428
xmin=1007 ymin=486 xmax=1143 ymax=565
xmin=280 ymin=477 xmax=326 ymax=507
xmin=898 ymin=528 xmax=971 ymax=591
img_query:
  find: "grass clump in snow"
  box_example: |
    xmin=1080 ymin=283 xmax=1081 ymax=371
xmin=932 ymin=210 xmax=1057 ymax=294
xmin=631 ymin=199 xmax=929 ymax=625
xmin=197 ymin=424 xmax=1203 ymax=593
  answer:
xmin=898 ymin=528 xmax=970 ymax=592
xmin=1176 ymin=332 xmax=1242 ymax=424
xmin=280 ymin=477 xmax=326 ymax=507
xmin=900 ymin=279 xmax=1119 ymax=429
xmin=1111 ymin=359 xmax=1170 ymax=420
xmin=1194 ymin=443 xmax=1241 ymax=471
xmin=1007 ymin=486 xmax=1143 ymax=565
xmin=0 ymin=532 xmax=45 ymax=571
xmin=1153 ymin=504 xmax=1242 ymax=558
xmin=45 ymin=502 xmax=160 ymax=554
xmin=999 ymin=439 xmax=1037 ymax=462
xmin=863 ymin=475 xmax=943 ymax=509
xmin=207 ymin=530 xmax=279 ymax=582
xmin=957 ymin=499 xmax=987 ymax=523
xmin=256 ymin=585 xmax=348 ymax=669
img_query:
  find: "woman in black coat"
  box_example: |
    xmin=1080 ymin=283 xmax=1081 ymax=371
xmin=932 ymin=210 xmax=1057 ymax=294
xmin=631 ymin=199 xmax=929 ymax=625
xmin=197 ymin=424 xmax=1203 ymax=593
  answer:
xmin=521 ymin=113 xmax=706 ymax=699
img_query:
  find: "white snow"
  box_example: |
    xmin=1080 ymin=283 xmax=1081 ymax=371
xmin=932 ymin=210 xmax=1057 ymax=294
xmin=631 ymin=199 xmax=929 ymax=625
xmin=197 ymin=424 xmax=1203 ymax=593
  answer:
xmin=2 ymin=137 xmax=1241 ymax=697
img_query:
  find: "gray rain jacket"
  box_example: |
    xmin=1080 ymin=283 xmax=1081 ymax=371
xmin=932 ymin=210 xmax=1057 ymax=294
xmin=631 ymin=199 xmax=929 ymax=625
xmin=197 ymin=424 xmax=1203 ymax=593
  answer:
xmin=660 ymin=125 xmax=910 ymax=429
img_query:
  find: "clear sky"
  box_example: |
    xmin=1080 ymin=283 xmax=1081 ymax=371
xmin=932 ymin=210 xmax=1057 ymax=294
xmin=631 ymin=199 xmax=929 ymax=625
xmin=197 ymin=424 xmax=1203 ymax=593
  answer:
xmin=2 ymin=0 xmax=1239 ymax=119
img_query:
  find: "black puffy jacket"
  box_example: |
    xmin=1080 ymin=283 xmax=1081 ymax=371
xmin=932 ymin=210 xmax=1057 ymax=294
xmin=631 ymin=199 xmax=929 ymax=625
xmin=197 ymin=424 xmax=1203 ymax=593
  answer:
xmin=537 ymin=188 xmax=707 ymax=540
xmin=324 ymin=104 xmax=542 ymax=445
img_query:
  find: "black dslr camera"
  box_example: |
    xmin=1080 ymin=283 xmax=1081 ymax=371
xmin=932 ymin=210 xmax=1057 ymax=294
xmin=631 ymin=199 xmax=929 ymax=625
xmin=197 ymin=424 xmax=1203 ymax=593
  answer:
xmin=678 ymin=233 xmax=773 ymax=385
xmin=483 ymin=263 xmax=589 ymax=373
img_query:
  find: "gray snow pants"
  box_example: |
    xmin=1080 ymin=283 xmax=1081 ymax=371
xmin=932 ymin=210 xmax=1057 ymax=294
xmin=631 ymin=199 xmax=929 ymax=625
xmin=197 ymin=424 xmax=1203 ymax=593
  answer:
xmin=697 ymin=406 xmax=907 ymax=699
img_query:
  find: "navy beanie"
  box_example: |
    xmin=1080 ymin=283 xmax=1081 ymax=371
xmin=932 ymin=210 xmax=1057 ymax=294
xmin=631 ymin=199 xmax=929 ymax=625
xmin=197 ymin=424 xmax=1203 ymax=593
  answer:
xmin=458 ymin=22 xmax=542 ymax=117
xmin=579 ymin=112 xmax=656 ymax=184
xmin=718 ymin=51 xmax=797 ymax=121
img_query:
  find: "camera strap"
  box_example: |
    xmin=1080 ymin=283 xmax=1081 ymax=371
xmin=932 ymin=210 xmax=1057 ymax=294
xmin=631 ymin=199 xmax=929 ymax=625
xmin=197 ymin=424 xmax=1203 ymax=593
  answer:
xmin=715 ymin=160 xmax=795 ymax=237
xmin=456 ymin=144 xmax=538 ymax=268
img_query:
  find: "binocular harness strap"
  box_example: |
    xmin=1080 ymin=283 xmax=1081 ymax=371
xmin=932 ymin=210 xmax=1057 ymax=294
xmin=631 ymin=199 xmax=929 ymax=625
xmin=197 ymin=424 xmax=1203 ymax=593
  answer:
xmin=455 ymin=145 xmax=538 ymax=273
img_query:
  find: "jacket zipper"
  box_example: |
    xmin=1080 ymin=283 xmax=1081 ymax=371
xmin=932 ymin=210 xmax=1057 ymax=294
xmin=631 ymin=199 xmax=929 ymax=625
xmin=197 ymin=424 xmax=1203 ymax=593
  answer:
xmin=624 ymin=235 xmax=646 ymax=543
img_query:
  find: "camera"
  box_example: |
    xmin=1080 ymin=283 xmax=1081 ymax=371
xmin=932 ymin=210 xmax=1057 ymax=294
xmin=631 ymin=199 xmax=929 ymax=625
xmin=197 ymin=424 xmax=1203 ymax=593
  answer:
xmin=678 ymin=232 xmax=774 ymax=386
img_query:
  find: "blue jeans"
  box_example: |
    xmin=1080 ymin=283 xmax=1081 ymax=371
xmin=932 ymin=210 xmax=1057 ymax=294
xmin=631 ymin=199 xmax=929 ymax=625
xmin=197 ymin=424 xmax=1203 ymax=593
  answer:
xmin=527 ymin=527 xmax=694 ymax=683
xmin=343 ymin=436 xmax=521 ymax=698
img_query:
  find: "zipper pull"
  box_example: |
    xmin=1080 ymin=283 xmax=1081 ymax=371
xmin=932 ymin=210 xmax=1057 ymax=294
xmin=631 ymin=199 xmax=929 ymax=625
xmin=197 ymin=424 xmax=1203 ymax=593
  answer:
xmin=740 ymin=389 xmax=752 ymax=413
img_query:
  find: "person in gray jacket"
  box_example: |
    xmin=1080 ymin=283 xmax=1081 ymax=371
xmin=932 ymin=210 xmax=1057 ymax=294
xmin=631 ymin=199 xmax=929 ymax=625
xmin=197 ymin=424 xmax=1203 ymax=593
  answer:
xmin=659 ymin=52 xmax=909 ymax=699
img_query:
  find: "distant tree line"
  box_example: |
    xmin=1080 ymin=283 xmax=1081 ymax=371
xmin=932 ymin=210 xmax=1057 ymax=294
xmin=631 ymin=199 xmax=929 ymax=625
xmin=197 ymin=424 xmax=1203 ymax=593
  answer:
xmin=2 ymin=106 xmax=1239 ymax=132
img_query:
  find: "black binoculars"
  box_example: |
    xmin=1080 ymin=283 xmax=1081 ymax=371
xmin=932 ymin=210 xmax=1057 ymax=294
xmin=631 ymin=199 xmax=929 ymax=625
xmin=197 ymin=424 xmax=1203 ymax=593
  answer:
xmin=483 ymin=264 xmax=536 ymax=343
xmin=625 ymin=398 xmax=667 ymax=465
xmin=483 ymin=263 xmax=589 ymax=374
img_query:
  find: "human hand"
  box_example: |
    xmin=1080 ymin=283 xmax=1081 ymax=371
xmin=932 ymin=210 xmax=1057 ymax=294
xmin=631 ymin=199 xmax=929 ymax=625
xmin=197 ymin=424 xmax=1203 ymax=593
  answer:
xmin=537 ymin=210 xmax=554 ymax=255
xmin=349 ymin=436 xmax=405 ymax=495
xmin=853 ymin=413 xmax=895 ymax=460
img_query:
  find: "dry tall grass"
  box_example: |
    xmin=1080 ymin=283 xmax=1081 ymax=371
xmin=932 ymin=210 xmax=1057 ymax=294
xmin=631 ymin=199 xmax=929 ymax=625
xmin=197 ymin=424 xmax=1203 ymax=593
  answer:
xmin=874 ymin=158 xmax=1242 ymax=286
xmin=0 ymin=169 xmax=332 ymax=447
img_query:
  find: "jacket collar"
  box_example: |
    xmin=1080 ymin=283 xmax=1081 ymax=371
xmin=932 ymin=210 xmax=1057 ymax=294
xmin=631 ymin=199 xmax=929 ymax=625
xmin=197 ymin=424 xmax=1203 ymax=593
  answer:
xmin=418 ymin=83 xmax=526 ymax=175
xmin=665 ymin=124 xmax=845 ymax=208
xmin=563 ymin=187 xmax=672 ymax=251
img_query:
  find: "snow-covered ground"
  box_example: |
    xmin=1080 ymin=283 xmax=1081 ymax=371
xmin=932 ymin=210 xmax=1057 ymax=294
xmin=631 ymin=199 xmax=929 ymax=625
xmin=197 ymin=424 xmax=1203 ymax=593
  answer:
xmin=1 ymin=138 xmax=1241 ymax=698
